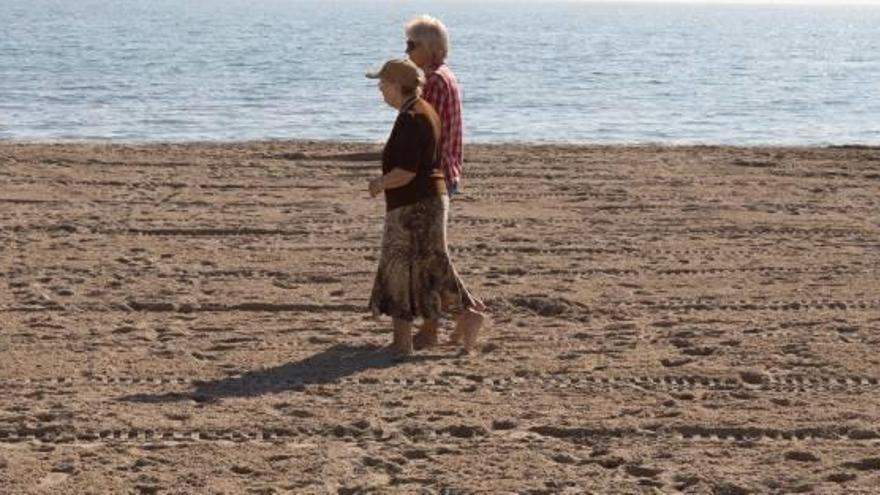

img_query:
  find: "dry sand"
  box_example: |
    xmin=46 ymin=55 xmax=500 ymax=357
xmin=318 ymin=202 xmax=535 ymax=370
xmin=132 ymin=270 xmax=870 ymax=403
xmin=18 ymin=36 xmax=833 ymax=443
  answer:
xmin=0 ymin=141 xmax=879 ymax=494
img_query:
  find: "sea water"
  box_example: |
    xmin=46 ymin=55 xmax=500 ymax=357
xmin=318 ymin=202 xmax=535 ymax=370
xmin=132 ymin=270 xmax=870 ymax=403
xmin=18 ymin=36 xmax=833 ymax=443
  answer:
xmin=1 ymin=0 xmax=878 ymax=144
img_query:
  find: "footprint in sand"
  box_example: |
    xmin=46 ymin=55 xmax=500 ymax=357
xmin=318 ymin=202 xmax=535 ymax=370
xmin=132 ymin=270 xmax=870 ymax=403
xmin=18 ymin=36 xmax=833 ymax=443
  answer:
xmin=402 ymin=449 xmax=431 ymax=461
xmin=37 ymin=472 xmax=70 ymax=490
xmin=660 ymin=357 xmax=693 ymax=367
xmin=712 ymin=481 xmax=751 ymax=495
xmin=826 ymin=472 xmax=857 ymax=483
xmin=672 ymin=474 xmax=702 ymax=491
xmin=491 ymin=419 xmax=517 ymax=430
xmin=682 ymin=346 xmax=716 ymax=356
xmin=551 ymin=453 xmax=579 ymax=464
xmin=624 ymin=464 xmax=664 ymax=478
xmin=362 ymin=455 xmax=402 ymax=474
xmin=785 ymin=451 xmax=820 ymax=463
xmin=739 ymin=370 xmax=768 ymax=385
xmin=842 ymin=457 xmax=880 ymax=471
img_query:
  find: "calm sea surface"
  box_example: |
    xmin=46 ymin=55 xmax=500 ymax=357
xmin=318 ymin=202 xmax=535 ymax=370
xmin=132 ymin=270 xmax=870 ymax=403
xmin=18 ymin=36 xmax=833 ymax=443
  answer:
xmin=1 ymin=0 xmax=879 ymax=144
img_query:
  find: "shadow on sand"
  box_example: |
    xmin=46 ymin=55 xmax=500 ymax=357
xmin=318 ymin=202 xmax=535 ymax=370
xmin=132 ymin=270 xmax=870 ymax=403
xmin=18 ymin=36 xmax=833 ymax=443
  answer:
xmin=121 ymin=343 xmax=447 ymax=404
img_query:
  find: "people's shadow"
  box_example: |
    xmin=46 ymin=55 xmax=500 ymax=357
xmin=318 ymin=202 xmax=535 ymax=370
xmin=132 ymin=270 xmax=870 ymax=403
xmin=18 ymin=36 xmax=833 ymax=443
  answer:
xmin=120 ymin=343 xmax=446 ymax=404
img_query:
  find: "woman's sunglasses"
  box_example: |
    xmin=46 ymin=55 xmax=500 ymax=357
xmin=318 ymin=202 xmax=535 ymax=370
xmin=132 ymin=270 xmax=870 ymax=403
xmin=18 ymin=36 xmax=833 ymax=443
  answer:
xmin=405 ymin=40 xmax=419 ymax=53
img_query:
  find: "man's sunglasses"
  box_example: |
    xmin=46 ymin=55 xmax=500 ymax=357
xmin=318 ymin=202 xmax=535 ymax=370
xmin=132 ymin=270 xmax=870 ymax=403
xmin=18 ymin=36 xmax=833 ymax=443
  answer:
xmin=405 ymin=40 xmax=419 ymax=53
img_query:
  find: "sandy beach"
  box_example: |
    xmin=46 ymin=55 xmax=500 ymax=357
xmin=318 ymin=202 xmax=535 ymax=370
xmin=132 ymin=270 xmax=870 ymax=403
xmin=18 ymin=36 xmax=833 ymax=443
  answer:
xmin=1 ymin=141 xmax=879 ymax=494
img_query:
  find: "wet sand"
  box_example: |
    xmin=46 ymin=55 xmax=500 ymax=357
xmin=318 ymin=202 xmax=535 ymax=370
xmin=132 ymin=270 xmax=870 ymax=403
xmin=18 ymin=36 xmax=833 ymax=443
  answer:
xmin=1 ymin=141 xmax=879 ymax=493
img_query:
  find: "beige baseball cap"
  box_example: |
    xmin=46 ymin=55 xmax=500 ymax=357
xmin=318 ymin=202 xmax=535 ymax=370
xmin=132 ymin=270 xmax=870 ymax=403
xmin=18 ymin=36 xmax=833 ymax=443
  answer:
xmin=365 ymin=58 xmax=424 ymax=88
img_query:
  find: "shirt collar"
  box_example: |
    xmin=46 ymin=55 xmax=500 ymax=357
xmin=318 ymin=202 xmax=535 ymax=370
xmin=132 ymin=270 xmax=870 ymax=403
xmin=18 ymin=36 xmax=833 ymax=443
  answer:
xmin=425 ymin=62 xmax=445 ymax=75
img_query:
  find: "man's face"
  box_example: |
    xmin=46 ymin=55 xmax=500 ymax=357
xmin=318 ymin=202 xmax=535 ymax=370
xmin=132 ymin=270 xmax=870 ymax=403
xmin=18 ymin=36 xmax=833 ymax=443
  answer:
xmin=406 ymin=39 xmax=430 ymax=68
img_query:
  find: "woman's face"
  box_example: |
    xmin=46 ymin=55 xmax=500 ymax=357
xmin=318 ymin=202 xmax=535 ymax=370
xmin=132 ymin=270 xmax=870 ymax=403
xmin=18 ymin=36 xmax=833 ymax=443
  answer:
xmin=379 ymin=80 xmax=403 ymax=109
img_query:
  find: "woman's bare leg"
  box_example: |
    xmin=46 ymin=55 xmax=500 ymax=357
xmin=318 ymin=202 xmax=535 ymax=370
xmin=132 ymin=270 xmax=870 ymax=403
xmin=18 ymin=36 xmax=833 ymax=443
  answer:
xmin=390 ymin=318 xmax=414 ymax=356
xmin=413 ymin=319 xmax=440 ymax=350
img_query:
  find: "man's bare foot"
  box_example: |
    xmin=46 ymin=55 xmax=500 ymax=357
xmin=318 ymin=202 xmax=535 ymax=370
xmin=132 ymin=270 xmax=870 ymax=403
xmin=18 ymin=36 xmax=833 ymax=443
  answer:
xmin=448 ymin=327 xmax=464 ymax=346
xmin=454 ymin=309 xmax=485 ymax=351
xmin=450 ymin=300 xmax=487 ymax=346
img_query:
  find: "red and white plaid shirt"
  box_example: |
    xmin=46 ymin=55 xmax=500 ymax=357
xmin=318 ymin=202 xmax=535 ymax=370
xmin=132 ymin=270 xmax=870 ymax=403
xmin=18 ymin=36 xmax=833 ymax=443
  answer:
xmin=422 ymin=62 xmax=463 ymax=188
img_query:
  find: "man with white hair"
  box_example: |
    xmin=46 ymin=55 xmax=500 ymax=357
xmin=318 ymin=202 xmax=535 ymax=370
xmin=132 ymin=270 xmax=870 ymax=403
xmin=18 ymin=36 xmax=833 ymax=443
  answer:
xmin=405 ymin=15 xmax=485 ymax=350
xmin=405 ymin=15 xmax=464 ymax=197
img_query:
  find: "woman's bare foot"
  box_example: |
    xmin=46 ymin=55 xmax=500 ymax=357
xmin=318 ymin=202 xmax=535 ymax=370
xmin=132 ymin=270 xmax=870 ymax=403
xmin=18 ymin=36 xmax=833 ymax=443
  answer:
xmin=412 ymin=320 xmax=440 ymax=350
xmin=453 ymin=309 xmax=485 ymax=351
xmin=383 ymin=343 xmax=413 ymax=359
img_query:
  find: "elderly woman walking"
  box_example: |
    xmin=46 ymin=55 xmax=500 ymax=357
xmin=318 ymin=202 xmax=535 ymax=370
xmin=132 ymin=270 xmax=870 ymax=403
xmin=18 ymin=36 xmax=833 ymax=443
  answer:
xmin=366 ymin=59 xmax=484 ymax=357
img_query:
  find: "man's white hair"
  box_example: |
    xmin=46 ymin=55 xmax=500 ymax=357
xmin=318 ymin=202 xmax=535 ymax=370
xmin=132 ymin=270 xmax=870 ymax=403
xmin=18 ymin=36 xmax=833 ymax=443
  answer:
xmin=405 ymin=15 xmax=449 ymax=63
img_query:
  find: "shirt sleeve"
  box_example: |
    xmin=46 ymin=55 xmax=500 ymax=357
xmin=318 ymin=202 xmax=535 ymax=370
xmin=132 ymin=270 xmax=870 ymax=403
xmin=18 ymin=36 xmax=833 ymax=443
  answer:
xmin=431 ymin=79 xmax=449 ymax=124
xmin=434 ymin=86 xmax=453 ymax=172
xmin=390 ymin=114 xmax=421 ymax=173
xmin=422 ymin=77 xmax=449 ymax=168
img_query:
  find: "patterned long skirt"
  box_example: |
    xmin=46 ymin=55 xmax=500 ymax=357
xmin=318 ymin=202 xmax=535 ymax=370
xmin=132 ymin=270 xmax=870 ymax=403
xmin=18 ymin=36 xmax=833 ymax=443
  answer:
xmin=369 ymin=194 xmax=480 ymax=322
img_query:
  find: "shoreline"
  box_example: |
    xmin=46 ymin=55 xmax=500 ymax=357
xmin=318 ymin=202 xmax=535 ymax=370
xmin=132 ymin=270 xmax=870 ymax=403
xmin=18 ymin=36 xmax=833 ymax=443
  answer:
xmin=2 ymin=139 xmax=879 ymax=152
